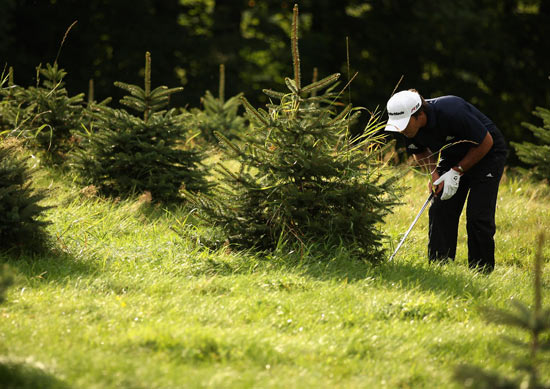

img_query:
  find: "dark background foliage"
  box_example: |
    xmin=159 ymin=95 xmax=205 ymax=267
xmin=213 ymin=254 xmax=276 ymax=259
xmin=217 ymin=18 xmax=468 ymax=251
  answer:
xmin=2 ymin=0 xmax=549 ymax=163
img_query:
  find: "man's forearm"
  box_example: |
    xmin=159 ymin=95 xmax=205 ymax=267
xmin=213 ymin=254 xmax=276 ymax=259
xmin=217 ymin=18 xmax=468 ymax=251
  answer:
xmin=414 ymin=149 xmax=442 ymax=193
xmin=454 ymin=132 xmax=494 ymax=173
xmin=414 ymin=149 xmax=438 ymax=175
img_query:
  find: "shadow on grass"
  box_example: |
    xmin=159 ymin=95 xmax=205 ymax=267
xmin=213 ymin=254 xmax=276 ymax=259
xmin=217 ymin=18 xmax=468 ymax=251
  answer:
xmin=0 ymin=357 xmax=68 ymax=389
xmin=261 ymin=250 xmax=487 ymax=299
xmin=177 ymin=240 xmax=486 ymax=299
xmin=0 ymin=245 xmax=99 ymax=284
xmin=372 ymin=260 xmax=487 ymax=298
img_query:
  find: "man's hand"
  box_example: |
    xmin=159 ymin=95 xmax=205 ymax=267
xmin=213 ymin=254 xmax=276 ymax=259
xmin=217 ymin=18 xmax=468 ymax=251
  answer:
xmin=433 ymin=169 xmax=461 ymax=200
xmin=429 ymin=171 xmax=441 ymax=193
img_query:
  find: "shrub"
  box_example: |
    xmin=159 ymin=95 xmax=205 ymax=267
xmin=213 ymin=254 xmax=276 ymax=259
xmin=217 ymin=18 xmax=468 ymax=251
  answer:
xmin=0 ymin=63 xmax=85 ymax=164
xmin=183 ymin=5 xmax=398 ymax=260
xmin=70 ymin=52 xmax=210 ymax=203
xmin=511 ymin=105 xmax=550 ymax=181
xmin=190 ymin=64 xmax=247 ymax=143
xmin=0 ymin=138 xmax=51 ymax=251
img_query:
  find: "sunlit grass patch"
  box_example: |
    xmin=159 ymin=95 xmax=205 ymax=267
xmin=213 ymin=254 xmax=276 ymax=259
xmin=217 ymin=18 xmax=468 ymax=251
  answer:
xmin=0 ymin=166 xmax=548 ymax=388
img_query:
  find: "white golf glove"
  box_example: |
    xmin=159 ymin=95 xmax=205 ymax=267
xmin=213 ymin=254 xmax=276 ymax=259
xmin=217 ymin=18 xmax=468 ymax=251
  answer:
xmin=433 ymin=169 xmax=461 ymax=200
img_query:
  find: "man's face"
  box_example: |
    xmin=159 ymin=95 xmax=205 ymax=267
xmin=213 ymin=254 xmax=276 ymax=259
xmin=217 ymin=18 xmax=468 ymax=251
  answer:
xmin=401 ymin=113 xmax=423 ymax=138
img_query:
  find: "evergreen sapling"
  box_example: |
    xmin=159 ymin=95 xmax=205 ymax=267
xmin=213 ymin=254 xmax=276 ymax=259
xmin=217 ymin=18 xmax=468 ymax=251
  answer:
xmin=183 ymin=4 xmax=397 ymax=260
xmin=0 ymin=138 xmax=51 ymax=251
xmin=191 ymin=64 xmax=246 ymax=143
xmin=511 ymin=103 xmax=550 ymax=181
xmin=0 ymin=63 xmax=85 ymax=164
xmin=71 ymin=52 xmax=210 ymax=203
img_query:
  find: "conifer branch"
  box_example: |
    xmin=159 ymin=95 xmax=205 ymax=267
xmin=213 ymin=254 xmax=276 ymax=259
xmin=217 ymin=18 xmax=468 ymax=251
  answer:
xmin=214 ymin=131 xmax=242 ymax=155
xmin=217 ymin=163 xmax=241 ymax=182
xmin=285 ymin=77 xmax=299 ymax=94
xmin=114 ymin=82 xmax=145 ymax=98
xmin=301 ymin=73 xmax=341 ymax=95
xmin=240 ymin=96 xmax=269 ymax=126
xmin=263 ymin=89 xmax=286 ymax=100
xmin=327 ymin=103 xmax=352 ymax=126
xmin=149 ymin=86 xmax=184 ymax=100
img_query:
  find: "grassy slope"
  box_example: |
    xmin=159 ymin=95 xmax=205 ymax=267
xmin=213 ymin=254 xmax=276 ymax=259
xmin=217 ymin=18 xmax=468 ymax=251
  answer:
xmin=0 ymin=168 xmax=549 ymax=388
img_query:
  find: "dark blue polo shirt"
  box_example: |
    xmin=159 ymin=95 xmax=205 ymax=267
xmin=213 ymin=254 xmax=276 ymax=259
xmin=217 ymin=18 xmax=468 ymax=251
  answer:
xmin=404 ymin=96 xmax=507 ymax=173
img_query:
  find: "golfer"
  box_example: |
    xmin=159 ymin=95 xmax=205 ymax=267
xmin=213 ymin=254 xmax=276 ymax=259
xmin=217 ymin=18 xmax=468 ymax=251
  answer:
xmin=385 ymin=90 xmax=507 ymax=272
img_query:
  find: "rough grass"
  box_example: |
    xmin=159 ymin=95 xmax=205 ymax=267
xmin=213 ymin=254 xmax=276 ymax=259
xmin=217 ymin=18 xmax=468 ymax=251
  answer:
xmin=0 ymin=167 xmax=548 ymax=388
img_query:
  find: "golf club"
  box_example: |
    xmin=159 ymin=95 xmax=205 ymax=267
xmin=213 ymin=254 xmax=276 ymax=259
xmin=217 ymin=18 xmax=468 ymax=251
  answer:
xmin=389 ymin=192 xmax=434 ymax=262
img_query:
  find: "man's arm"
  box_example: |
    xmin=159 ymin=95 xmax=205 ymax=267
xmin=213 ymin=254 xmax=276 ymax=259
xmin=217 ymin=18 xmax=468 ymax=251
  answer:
xmin=413 ymin=148 xmax=441 ymax=192
xmin=451 ymin=132 xmax=494 ymax=173
xmin=432 ymin=132 xmax=494 ymax=196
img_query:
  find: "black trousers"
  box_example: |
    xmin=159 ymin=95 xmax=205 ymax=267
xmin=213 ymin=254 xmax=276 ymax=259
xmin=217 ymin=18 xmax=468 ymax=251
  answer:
xmin=428 ymin=159 xmax=505 ymax=272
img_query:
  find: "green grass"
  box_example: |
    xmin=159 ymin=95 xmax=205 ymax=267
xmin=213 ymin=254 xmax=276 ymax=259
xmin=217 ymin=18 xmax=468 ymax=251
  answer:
xmin=0 ymin=167 xmax=549 ymax=388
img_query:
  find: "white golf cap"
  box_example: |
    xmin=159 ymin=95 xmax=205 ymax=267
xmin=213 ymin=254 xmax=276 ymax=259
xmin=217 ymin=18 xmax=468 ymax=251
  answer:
xmin=384 ymin=90 xmax=422 ymax=132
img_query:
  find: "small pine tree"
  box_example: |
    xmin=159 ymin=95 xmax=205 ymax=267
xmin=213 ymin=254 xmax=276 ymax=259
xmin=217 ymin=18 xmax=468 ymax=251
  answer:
xmin=0 ymin=67 xmax=37 ymax=140
xmin=183 ymin=4 xmax=397 ymax=259
xmin=454 ymin=233 xmax=550 ymax=389
xmin=191 ymin=64 xmax=246 ymax=143
xmin=0 ymin=66 xmax=17 ymax=134
xmin=0 ymin=138 xmax=51 ymax=251
xmin=71 ymin=52 xmax=210 ymax=203
xmin=0 ymin=63 xmax=85 ymax=163
xmin=511 ymin=105 xmax=550 ymax=181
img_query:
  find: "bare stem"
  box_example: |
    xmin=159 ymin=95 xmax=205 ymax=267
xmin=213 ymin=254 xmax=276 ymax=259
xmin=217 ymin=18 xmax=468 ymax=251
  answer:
xmin=88 ymin=79 xmax=94 ymax=106
xmin=55 ymin=20 xmax=78 ymax=65
xmin=311 ymin=67 xmax=318 ymax=97
xmin=219 ymin=64 xmax=225 ymax=102
xmin=346 ymin=37 xmax=352 ymax=104
xmin=381 ymin=75 xmax=404 ymax=117
xmin=291 ymin=4 xmax=301 ymax=91
xmin=144 ymin=52 xmax=152 ymax=122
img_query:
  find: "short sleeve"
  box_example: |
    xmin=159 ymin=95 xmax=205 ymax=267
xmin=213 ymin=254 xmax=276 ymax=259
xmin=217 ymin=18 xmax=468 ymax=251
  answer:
xmin=453 ymin=104 xmax=488 ymax=145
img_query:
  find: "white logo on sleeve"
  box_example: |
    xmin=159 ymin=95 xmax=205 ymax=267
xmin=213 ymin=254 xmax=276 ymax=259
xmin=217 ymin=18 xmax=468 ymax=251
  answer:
xmin=445 ymin=135 xmax=455 ymax=141
xmin=408 ymin=144 xmax=419 ymax=150
xmin=486 ymin=173 xmax=494 ymax=178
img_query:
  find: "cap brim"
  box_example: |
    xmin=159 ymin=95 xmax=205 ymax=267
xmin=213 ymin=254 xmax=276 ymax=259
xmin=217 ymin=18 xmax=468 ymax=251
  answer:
xmin=384 ymin=116 xmax=410 ymax=132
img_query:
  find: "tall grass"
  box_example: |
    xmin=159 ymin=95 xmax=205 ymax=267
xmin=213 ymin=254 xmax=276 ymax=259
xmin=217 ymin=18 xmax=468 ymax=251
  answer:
xmin=0 ymin=166 xmax=548 ymax=388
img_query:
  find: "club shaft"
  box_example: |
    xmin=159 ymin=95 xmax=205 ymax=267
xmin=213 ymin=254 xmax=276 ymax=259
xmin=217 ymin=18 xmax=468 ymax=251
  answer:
xmin=389 ymin=192 xmax=434 ymax=262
